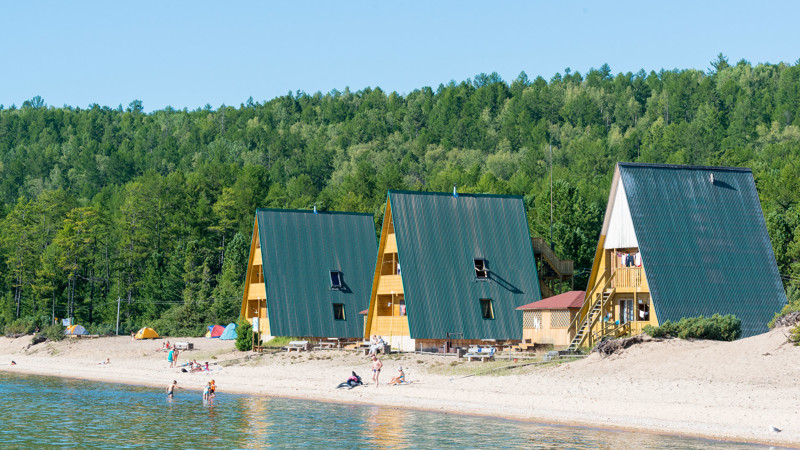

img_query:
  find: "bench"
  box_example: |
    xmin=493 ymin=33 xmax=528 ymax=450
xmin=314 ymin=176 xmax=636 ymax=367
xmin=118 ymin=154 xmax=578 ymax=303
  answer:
xmin=286 ymin=340 xmax=309 ymax=352
xmin=362 ymin=343 xmax=391 ymax=356
xmin=174 ymin=342 xmax=194 ymax=351
xmin=464 ymin=346 xmax=495 ymax=362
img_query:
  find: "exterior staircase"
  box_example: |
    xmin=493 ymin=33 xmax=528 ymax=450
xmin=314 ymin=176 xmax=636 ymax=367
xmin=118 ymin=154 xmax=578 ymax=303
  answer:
xmin=531 ymin=237 xmax=574 ymax=297
xmin=567 ymin=270 xmax=619 ymax=352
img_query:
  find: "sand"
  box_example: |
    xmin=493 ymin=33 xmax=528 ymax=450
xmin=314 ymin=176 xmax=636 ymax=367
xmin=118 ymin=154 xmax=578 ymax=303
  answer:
xmin=1 ymin=329 xmax=799 ymax=446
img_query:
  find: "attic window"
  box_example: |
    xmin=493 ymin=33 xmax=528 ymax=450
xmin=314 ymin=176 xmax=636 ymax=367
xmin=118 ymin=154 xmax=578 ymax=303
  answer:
xmin=330 ymin=271 xmax=343 ymax=289
xmin=474 ymin=259 xmax=488 ymax=279
xmin=333 ymin=303 xmax=346 ymax=321
xmin=480 ymin=299 xmax=494 ymax=319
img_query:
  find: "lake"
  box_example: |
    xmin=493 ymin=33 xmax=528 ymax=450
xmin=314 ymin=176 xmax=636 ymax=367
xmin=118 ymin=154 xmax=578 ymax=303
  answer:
xmin=0 ymin=373 xmax=763 ymax=449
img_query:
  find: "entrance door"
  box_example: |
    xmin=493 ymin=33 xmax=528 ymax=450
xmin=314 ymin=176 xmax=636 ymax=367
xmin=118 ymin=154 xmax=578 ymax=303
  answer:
xmin=619 ymin=299 xmax=634 ymax=324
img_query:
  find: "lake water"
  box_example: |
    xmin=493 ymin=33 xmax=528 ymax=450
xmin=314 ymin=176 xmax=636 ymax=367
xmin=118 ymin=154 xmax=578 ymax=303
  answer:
xmin=0 ymin=373 xmax=764 ymax=449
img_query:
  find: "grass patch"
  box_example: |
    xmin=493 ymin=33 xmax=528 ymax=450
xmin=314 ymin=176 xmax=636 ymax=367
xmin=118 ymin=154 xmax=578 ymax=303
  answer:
xmin=262 ymin=336 xmax=301 ymax=348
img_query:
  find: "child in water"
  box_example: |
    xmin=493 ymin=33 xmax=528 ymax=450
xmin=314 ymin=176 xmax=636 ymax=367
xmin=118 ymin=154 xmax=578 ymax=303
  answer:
xmin=166 ymin=380 xmax=182 ymax=398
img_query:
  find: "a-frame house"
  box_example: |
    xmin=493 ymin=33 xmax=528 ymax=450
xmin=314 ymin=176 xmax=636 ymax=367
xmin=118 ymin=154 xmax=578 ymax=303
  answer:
xmin=569 ymin=163 xmax=787 ymax=351
xmin=364 ymin=190 xmax=541 ymax=352
xmin=240 ymin=208 xmax=377 ymax=340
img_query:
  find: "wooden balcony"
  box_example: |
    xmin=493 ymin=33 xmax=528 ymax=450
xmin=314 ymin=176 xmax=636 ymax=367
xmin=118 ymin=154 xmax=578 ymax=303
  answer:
xmin=612 ymin=267 xmax=648 ymax=291
xmin=247 ymin=282 xmax=266 ymax=300
xmin=377 ymin=275 xmax=403 ymax=295
xmin=371 ymin=316 xmax=410 ymax=336
xmin=252 ymin=249 xmax=262 ymax=266
xmin=384 ymin=233 xmax=397 ymax=254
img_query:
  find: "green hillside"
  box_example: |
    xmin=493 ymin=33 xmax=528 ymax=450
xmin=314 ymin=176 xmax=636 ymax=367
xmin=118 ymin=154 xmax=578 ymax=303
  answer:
xmin=1 ymin=56 xmax=798 ymax=334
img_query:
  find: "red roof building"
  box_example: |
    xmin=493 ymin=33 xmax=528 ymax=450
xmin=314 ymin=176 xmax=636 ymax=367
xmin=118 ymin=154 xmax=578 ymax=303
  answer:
xmin=516 ymin=291 xmax=585 ymax=310
xmin=518 ymin=291 xmax=585 ymax=349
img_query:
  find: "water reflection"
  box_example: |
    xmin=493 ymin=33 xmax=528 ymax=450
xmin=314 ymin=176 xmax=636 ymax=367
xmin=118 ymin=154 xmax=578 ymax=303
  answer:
xmin=0 ymin=373 xmax=764 ymax=449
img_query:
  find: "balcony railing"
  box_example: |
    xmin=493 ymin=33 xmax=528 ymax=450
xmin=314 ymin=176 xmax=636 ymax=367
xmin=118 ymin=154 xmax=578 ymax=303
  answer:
xmin=613 ymin=267 xmax=642 ymax=289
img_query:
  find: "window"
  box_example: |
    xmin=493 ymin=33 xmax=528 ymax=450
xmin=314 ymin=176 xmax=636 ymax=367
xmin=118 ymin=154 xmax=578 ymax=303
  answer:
xmin=333 ymin=303 xmax=346 ymax=321
xmin=480 ymin=298 xmax=494 ymax=319
xmin=637 ymin=298 xmax=650 ymax=321
xmin=474 ymin=259 xmax=488 ymax=279
xmin=619 ymin=299 xmax=634 ymax=324
xmin=330 ymin=271 xmax=343 ymax=289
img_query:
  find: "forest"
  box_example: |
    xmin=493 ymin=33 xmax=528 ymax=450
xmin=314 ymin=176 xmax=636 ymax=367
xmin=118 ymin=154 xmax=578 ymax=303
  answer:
xmin=1 ymin=55 xmax=799 ymax=336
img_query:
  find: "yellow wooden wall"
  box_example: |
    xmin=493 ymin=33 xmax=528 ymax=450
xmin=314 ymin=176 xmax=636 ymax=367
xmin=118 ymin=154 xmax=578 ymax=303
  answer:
xmin=240 ymin=219 xmax=271 ymax=337
xmin=582 ymin=240 xmax=659 ymax=340
xmin=364 ymin=198 xmax=412 ymax=346
xmin=522 ymin=309 xmax=577 ymax=347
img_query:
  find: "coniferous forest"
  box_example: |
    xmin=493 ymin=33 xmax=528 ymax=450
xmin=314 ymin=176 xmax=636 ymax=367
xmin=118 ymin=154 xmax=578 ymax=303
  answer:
xmin=2 ymin=56 xmax=799 ymax=335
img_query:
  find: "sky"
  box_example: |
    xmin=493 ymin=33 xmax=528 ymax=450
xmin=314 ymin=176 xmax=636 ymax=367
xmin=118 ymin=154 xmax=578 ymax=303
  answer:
xmin=1 ymin=1 xmax=799 ymax=112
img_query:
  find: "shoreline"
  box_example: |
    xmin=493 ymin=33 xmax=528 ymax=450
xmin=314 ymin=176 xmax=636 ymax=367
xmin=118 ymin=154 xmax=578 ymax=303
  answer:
xmin=0 ymin=366 xmax=777 ymax=448
xmin=2 ymin=331 xmax=799 ymax=447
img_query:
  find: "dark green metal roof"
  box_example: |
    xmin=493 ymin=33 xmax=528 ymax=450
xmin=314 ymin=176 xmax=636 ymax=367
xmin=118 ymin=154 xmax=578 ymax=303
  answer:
xmin=389 ymin=191 xmax=540 ymax=340
xmin=618 ymin=163 xmax=787 ymax=337
xmin=256 ymin=208 xmax=377 ymax=338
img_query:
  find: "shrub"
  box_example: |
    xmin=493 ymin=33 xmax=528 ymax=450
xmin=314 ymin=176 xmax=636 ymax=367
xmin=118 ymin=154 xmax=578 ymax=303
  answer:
xmin=86 ymin=323 xmax=116 ymax=336
xmin=235 ymin=319 xmax=253 ymax=351
xmin=790 ymin=325 xmax=800 ymax=345
xmin=643 ymin=314 xmax=741 ymax=341
xmin=4 ymin=317 xmax=36 ymax=336
xmin=768 ymin=285 xmax=800 ymax=328
xmin=42 ymin=324 xmax=66 ymax=342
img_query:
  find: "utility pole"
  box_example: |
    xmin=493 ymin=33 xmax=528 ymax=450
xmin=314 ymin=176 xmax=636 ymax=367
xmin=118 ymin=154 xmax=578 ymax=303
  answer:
xmin=115 ymin=297 xmax=121 ymax=336
xmin=550 ymin=141 xmax=554 ymax=251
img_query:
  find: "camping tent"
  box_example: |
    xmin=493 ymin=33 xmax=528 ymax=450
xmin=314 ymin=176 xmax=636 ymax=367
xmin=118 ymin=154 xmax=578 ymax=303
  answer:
xmin=219 ymin=323 xmax=237 ymax=340
xmin=135 ymin=327 xmax=159 ymax=339
xmin=64 ymin=325 xmax=89 ymax=335
xmin=207 ymin=325 xmax=225 ymax=338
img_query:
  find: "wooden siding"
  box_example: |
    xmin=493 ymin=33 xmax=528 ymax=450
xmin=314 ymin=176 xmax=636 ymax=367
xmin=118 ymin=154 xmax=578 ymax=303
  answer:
xmin=247 ymin=283 xmax=266 ymax=300
xmin=240 ymin=218 xmax=273 ymax=337
xmin=371 ymin=316 xmax=410 ymax=337
xmin=583 ymin=245 xmax=658 ymax=341
xmin=377 ymin=275 xmax=404 ymax=295
xmin=384 ymin=233 xmax=397 ymax=254
xmin=522 ymin=309 xmax=577 ymax=347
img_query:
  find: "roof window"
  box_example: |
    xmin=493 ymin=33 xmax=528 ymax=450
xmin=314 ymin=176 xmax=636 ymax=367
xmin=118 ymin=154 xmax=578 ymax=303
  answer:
xmin=330 ymin=271 xmax=343 ymax=289
xmin=474 ymin=259 xmax=488 ymax=279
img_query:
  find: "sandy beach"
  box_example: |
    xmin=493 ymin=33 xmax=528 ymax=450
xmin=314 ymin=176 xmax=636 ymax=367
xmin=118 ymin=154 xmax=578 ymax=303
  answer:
xmin=2 ymin=329 xmax=799 ymax=446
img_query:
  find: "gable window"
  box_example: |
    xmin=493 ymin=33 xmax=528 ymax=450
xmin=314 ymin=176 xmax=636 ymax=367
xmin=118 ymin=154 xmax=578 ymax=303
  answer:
xmin=333 ymin=303 xmax=346 ymax=321
xmin=474 ymin=259 xmax=488 ymax=279
xmin=330 ymin=271 xmax=343 ymax=289
xmin=480 ymin=298 xmax=494 ymax=319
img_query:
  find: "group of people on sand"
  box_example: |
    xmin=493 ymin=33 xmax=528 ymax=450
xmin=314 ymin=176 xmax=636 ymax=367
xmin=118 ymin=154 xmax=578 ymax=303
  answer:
xmin=166 ymin=379 xmax=216 ymax=400
xmin=182 ymin=360 xmax=209 ymax=373
xmin=336 ymin=353 xmax=405 ymax=389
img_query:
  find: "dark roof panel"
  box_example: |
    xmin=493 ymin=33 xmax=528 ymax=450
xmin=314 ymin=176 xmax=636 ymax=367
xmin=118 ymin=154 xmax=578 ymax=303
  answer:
xmin=389 ymin=191 xmax=540 ymax=340
xmin=619 ymin=163 xmax=787 ymax=337
xmin=256 ymin=209 xmax=377 ymax=338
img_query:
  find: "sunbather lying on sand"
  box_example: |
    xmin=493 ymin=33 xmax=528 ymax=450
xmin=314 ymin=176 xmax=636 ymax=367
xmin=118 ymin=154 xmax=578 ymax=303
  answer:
xmin=336 ymin=371 xmax=363 ymax=389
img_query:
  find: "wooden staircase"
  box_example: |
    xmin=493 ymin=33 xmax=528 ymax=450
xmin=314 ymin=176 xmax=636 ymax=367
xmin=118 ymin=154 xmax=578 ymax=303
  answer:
xmin=567 ymin=270 xmax=619 ymax=352
xmin=531 ymin=237 xmax=574 ymax=297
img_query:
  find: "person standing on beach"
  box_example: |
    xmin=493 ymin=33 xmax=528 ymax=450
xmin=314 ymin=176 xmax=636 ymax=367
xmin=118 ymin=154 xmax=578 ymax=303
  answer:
xmin=371 ymin=355 xmax=383 ymax=387
xmin=168 ymin=348 xmax=175 ymax=368
xmin=173 ymin=349 xmax=180 ymax=367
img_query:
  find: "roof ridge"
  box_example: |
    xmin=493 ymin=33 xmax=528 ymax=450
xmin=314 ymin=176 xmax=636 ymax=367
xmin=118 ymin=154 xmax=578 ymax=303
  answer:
xmin=617 ymin=162 xmax=752 ymax=172
xmin=255 ymin=208 xmax=373 ymax=216
xmin=388 ymin=189 xmax=524 ymax=199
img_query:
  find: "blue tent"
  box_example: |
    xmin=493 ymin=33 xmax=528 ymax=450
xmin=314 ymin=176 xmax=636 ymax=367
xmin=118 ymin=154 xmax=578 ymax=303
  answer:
xmin=219 ymin=323 xmax=237 ymax=340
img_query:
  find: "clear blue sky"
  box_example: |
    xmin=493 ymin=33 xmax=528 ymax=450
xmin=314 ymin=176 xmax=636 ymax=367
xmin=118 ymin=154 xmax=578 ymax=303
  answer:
xmin=1 ymin=1 xmax=798 ymax=112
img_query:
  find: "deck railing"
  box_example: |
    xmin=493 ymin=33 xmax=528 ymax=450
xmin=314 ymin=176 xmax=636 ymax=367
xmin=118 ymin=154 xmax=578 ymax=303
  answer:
xmin=531 ymin=237 xmax=574 ymax=276
xmin=613 ymin=267 xmax=642 ymax=289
